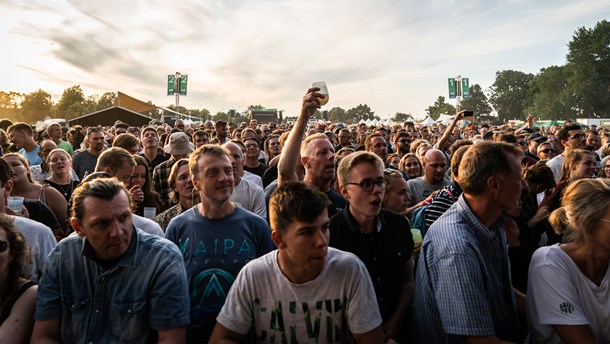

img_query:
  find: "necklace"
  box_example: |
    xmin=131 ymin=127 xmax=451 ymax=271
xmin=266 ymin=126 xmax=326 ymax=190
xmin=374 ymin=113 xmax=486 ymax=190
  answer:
xmin=51 ymin=180 xmax=72 ymax=197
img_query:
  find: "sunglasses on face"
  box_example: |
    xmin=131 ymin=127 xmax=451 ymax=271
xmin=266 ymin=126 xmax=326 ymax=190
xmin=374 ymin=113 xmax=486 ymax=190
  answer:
xmin=398 ymin=139 xmax=410 ymax=144
xmin=0 ymin=240 xmax=7 ymax=253
xmin=539 ymin=149 xmax=555 ymax=154
xmin=568 ymin=133 xmax=584 ymax=140
xmin=518 ymin=141 xmax=527 ymax=146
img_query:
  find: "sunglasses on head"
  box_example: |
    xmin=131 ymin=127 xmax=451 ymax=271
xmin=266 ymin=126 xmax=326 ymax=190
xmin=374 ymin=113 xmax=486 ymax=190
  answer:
xmin=568 ymin=133 xmax=584 ymax=140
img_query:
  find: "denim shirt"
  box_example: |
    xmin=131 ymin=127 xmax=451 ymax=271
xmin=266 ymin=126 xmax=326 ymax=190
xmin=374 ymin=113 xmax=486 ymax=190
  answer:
xmin=35 ymin=227 xmax=190 ymax=344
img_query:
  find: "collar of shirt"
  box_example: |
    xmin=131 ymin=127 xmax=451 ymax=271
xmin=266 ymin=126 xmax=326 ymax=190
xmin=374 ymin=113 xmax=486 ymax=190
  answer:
xmin=80 ymin=226 xmax=139 ymax=270
xmin=455 ymin=195 xmax=505 ymax=244
xmin=342 ymin=204 xmax=383 ymax=234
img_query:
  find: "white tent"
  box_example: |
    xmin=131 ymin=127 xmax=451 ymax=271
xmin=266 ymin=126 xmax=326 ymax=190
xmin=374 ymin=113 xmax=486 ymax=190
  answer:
xmin=419 ymin=116 xmax=436 ymax=126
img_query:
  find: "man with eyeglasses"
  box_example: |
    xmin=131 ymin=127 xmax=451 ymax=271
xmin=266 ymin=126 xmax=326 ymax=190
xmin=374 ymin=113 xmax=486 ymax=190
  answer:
xmin=536 ymin=141 xmax=556 ymax=162
xmin=242 ymin=137 xmax=268 ymax=179
xmin=329 ymin=151 xmax=414 ymax=343
xmin=546 ymin=124 xmax=586 ymax=183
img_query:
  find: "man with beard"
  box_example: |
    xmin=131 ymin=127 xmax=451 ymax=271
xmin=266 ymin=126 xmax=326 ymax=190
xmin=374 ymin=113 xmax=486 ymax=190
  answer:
xmin=393 ymin=131 xmax=411 ymax=157
xmin=365 ymin=133 xmax=388 ymax=164
xmin=278 ymin=87 xmax=346 ymax=218
xmin=72 ymin=127 xmax=106 ymax=181
xmin=407 ymin=149 xmax=450 ymax=206
xmin=215 ymin=120 xmax=230 ymax=144
xmin=165 ymin=145 xmax=275 ymax=343
xmin=329 ymin=151 xmax=414 ymax=343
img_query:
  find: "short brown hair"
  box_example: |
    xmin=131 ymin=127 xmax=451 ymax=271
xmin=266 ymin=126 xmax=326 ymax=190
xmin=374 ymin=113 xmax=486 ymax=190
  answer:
xmin=71 ymin=178 xmax=130 ymax=226
xmin=269 ymin=182 xmax=330 ymax=232
xmin=337 ymin=151 xmax=384 ymax=187
xmin=189 ymin=144 xmax=231 ymax=181
xmin=95 ymin=147 xmax=136 ymax=173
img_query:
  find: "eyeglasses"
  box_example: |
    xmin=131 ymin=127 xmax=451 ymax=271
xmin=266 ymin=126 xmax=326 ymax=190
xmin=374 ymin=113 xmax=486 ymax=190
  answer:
xmin=0 ymin=240 xmax=7 ymax=253
xmin=346 ymin=178 xmax=385 ymax=192
xmin=398 ymin=139 xmax=410 ymax=144
xmin=539 ymin=149 xmax=555 ymax=154
xmin=568 ymin=133 xmax=584 ymax=140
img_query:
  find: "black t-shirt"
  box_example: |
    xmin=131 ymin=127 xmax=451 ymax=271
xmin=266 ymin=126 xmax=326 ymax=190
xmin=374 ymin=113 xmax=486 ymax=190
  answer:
xmin=244 ymin=163 xmax=268 ymax=179
xmin=329 ymin=207 xmax=414 ymax=323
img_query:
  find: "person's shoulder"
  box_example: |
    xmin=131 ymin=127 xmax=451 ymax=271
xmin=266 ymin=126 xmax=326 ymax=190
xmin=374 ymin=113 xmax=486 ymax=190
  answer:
xmin=136 ymin=228 xmax=182 ymax=257
xmin=132 ymin=215 xmax=163 ymax=236
xmin=14 ymin=216 xmax=54 ymax=235
xmin=407 ymin=176 xmax=424 ymax=186
xmin=234 ymin=206 xmax=268 ymax=225
xmin=325 ymin=248 xmax=367 ymax=274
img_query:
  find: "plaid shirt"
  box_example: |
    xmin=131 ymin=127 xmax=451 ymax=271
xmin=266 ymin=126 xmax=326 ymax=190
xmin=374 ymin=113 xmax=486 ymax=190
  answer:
xmin=154 ymin=203 xmax=187 ymax=232
xmin=152 ymin=157 xmax=177 ymax=212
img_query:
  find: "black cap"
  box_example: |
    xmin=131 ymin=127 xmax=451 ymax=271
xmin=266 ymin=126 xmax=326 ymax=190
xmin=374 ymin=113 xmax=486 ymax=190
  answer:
xmin=528 ymin=133 xmax=547 ymax=142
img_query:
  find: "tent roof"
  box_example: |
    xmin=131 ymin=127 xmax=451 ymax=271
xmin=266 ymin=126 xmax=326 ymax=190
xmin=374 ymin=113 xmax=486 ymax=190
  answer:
xmin=67 ymin=106 xmax=153 ymax=127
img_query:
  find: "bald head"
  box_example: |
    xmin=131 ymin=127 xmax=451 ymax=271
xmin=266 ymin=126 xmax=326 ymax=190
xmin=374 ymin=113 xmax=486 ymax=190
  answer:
xmin=423 ymin=149 xmax=448 ymax=185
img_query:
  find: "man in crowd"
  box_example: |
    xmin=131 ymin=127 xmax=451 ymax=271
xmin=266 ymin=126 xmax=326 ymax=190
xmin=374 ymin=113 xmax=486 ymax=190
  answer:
xmin=72 ymin=127 xmax=106 ymax=180
xmin=242 ymin=137 xmax=268 ymax=178
xmin=211 ymin=182 xmax=384 ymax=343
xmin=278 ymin=88 xmax=346 ymax=217
xmin=223 ymin=141 xmax=266 ymax=219
xmin=46 ymin=123 xmax=74 ymax=155
xmin=192 ymin=130 xmax=209 ymax=149
xmin=393 ymin=131 xmax=411 ymax=157
xmin=140 ymin=126 xmax=168 ymax=174
xmin=153 ymin=132 xmax=194 ymax=211
xmin=32 ymin=178 xmax=190 ymax=343
xmin=412 ymin=141 xmax=524 ymax=343
xmin=407 ymin=148 xmax=450 ymax=206
xmin=334 ymin=128 xmax=354 ymax=152
xmin=8 ymin=122 xmax=42 ymax=166
xmin=165 ymin=144 xmax=275 ymax=343
xmin=215 ymin=120 xmax=230 ymax=144
xmin=546 ymin=124 xmax=586 ymax=182
xmin=525 ymin=133 xmax=546 ymax=161
xmin=330 ymin=151 xmax=414 ymax=343
xmin=365 ymin=133 xmax=389 ymax=163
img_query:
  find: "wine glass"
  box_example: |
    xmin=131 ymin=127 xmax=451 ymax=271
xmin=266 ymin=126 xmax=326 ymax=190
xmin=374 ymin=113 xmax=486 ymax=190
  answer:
xmin=312 ymin=81 xmax=329 ymax=106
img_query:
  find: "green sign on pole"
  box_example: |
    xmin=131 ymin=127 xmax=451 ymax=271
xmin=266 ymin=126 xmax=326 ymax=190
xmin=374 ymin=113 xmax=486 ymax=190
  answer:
xmin=462 ymin=78 xmax=470 ymax=99
xmin=448 ymin=78 xmax=456 ymax=99
xmin=179 ymin=75 xmax=188 ymax=96
xmin=167 ymin=75 xmax=175 ymax=96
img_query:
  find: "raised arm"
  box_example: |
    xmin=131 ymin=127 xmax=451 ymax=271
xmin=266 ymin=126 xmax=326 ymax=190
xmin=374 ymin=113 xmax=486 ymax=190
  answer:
xmin=435 ymin=110 xmax=465 ymax=150
xmin=277 ymin=87 xmax=320 ymax=185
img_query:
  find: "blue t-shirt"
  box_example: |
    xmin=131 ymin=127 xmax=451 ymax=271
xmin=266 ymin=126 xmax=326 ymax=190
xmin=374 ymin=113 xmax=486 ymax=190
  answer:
xmin=165 ymin=205 xmax=275 ymax=343
xmin=19 ymin=146 xmax=42 ymax=166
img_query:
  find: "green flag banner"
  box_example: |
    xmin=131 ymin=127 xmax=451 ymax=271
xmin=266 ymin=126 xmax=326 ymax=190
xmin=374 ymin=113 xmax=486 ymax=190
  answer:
xmin=179 ymin=75 xmax=188 ymax=96
xmin=462 ymin=78 xmax=470 ymax=99
xmin=167 ymin=75 xmax=175 ymax=96
xmin=448 ymin=78 xmax=456 ymax=99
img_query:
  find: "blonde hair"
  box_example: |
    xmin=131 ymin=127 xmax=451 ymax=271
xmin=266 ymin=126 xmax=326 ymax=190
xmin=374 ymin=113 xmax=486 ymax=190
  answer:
xmin=559 ymin=149 xmax=595 ymax=183
xmin=549 ymin=178 xmax=610 ymax=243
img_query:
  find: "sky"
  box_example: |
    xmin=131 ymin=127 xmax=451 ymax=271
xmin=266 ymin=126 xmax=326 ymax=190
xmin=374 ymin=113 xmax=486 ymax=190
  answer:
xmin=1 ymin=0 xmax=609 ymax=120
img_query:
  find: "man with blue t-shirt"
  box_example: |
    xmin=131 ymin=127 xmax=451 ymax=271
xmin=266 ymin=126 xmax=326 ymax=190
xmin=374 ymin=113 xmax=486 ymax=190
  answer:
xmin=165 ymin=144 xmax=275 ymax=343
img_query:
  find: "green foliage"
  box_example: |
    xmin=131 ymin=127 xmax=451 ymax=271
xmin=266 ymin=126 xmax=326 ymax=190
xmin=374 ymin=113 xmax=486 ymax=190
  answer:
xmin=247 ymin=104 xmax=265 ymax=111
xmin=213 ymin=111 xmax=229 ymax=122
xmin=460 ymin=84 xmax=492 ymax=118
xmin=346 ymin=104 xmax=374 ymax=122
xmin=21 ymin=89 xmax=54 ymax=123
xmin=97 ymin=92 xmax=117 ymax=110
xmin=55 ymin=85 xmax=87 ymax=119
xmin=0 ymin=91 xmax=23 ymax=121
xmin=391 ymin=113 xmax=414 ymax=123
xmin=565 ymin=20 xmax=610 ymax=117
xmin=527 ymin=66 xmax=572 ymax=120
xmin=488 ymin=70 xmax=534 ymax=122
xmin=328 ymin=107 xmax=349 ymax=122
xmin=426 ymin=96 xmax=456 ymax=120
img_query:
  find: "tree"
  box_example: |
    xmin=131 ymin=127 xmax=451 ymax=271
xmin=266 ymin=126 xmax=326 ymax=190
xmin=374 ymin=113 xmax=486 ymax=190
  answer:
xmin=460 ymin=84 xmax=492 ymax=118
xmin=346 ymin=104 xmax=374 ymax=122
xmin=55 ymin=85 xmax=87 ymax=119
xmin=488 ymin=70 xmax=534 ymax=123
xmin=97 ymin=92 xmax=117 ymax=110
xmin=328 ymin=107 xmax=349 ymax=122
xmin=21 ymin=89 xmax=54 ymax=123
xmin=212 ymin=111 xmax=229 ymax=122
xmin=527 ymin=66 xmax=572 ymax=120
xmin=391 ymin=112 xmax=414 ymax=123
xmin=247 ymin=105 xmax=266 ymax=111
xmin=0 ymin=91 xmax=22 ymax=121
xmin=426 ymin=96 xmax=456 ymax=120
xmin=565 ymin=20 xmax=610 ymax=117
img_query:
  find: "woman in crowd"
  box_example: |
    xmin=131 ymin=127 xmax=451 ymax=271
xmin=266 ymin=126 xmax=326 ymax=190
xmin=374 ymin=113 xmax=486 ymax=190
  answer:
xmin=599 ymin=156 xmax=610 ymax=178
xmin=2 ymin=154 xmax=68 ymax=233
xmin=399 ymin=153 xmax=422 ymax=179
xmin=527 ymin=178 xmax=610 ymax=343
xmin=129 ymin=155 xmax=162 ymax=217
xmin=0 ymin=214 xmax=37 ymax=344
xmin=44 ymin=149 xmax=78 ymax=218
xmin=154 ymin=159 xmax=197 ymax=231
xmin=386 ymin=153 xmax=401 ymax=170
xmin=382 ymin=169 xmax=409 ymax=214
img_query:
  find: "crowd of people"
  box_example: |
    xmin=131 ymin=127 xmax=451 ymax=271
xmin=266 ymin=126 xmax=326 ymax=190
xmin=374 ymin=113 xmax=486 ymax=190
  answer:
xmin=0 ymin=86 xmax=609 ymax=343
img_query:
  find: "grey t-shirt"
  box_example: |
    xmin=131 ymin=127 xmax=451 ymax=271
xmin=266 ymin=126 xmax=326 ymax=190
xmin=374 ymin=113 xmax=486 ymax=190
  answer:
xmin=407 ymin=176 xmax=450 ymax=206
xmin=14 ymin=216 xmax=57 ymax=282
